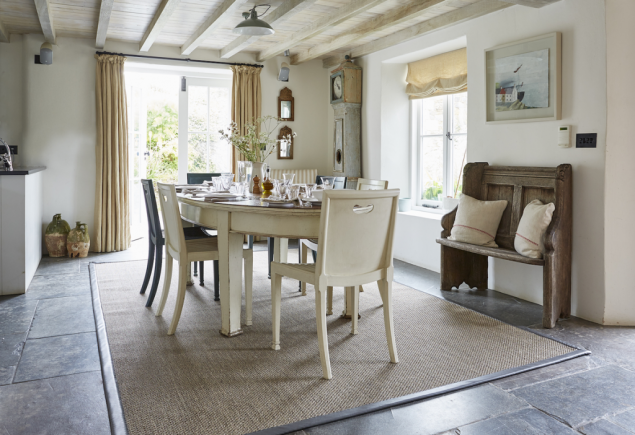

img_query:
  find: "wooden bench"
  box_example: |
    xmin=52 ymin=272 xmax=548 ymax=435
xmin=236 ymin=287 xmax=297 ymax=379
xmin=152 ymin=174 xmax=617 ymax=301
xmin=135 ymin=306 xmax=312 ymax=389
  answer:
xmin=436 ymin=163 xmax=572 ymax=328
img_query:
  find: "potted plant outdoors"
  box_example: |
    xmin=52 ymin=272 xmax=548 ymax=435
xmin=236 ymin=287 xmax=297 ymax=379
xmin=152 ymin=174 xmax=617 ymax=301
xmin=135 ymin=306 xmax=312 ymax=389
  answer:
xmin=219 ymin=116 xmax=296 ymax=192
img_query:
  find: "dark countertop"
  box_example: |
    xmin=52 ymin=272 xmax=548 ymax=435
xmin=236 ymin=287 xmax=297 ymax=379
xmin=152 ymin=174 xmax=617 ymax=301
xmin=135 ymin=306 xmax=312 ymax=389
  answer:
xmin=0 ymin=166 xmax=46 ymax=175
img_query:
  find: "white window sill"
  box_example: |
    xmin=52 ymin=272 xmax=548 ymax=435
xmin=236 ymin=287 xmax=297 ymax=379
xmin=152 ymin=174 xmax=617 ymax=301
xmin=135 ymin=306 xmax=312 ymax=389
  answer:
xmin=398 ymin=209 xmax=444 ymax=221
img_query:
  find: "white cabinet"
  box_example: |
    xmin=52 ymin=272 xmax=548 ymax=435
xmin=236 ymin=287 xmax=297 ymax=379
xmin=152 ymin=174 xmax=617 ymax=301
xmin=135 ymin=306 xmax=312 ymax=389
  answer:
xmin=0 ymin=167 xmax=45 ymax=295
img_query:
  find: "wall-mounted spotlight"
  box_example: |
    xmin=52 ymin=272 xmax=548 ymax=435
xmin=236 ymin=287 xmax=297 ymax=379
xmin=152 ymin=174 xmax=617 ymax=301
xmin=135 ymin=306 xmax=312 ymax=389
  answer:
xmin=278 ymin=62 xmax=289 ymax=82
xmin=233 ymin=5 xmax=274 ymax=36
xmin=35 ymin=42 xmax=53 ymax=65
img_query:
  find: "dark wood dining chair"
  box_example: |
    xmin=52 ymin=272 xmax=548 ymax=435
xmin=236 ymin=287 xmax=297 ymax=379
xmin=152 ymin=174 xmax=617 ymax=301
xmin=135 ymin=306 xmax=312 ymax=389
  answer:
xmin=140 ymin=179 xmax=220 ymax=307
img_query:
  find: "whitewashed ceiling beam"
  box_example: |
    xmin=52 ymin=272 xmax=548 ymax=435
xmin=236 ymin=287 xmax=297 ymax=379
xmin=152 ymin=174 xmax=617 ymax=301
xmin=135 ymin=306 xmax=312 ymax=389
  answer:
xmin=257 ymin=0 xmax=389 ymax=62
xmin=291 ymin=0 xmax=451 ymax=65
xmin=499 ymin=0 xmax=561 ymax=7
xmin=181 ymin=0 xmax=250 ymax=55
xmin=221 ymin=0 xmax=318 ymax=59
xmin=322 ymin=0 xmax=511 ymax=68
xmin=96 ymin=0 xmax=115 ymax=49
xmin=0 ymin=20 xmax=8 ymax=43
xmin=34 ymin=0 xmax=56 ymax=44
xmin=140 ymin=0 xmax=182 ymax=52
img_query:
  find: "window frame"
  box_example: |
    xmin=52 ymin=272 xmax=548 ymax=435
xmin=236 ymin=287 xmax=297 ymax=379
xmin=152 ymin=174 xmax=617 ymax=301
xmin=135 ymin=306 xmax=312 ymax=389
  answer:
xmin=411 ymin=92 xmax=467 ymax=210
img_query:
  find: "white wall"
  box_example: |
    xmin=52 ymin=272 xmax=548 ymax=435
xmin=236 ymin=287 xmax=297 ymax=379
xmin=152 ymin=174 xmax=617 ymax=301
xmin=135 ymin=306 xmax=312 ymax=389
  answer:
xmin=0 ymin=36 xmax=328 ymax=249
xmin=603 ymin=0 xmax=635 ymax=324
xmin=348 ymin=0 xmax=609 ymax=324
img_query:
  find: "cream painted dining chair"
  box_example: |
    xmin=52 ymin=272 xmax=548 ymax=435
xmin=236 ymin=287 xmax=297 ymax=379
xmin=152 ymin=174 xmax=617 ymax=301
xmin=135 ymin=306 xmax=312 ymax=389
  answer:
xmin=155 ymin=182 xmax=253 ymax=335
xmin=271 ymin=189 xmax=400 ymax=379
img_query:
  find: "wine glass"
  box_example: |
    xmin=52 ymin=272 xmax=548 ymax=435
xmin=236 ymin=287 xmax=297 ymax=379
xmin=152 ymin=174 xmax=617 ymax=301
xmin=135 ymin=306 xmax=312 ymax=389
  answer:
xmin=221 ymin=174 xmax=234 ymax=191
xmin=283 ymin=173 xmax=295 ymax=186
xmin=305 ymin=183 xmax=316 ymax=199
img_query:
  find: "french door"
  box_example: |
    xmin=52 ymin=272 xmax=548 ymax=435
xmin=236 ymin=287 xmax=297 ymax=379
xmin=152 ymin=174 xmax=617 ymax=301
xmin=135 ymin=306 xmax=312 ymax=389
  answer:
xmin=127 ymin=78 xmax=149 ymax=241
xmin=178 ymin=77 xmax=232 ymax=183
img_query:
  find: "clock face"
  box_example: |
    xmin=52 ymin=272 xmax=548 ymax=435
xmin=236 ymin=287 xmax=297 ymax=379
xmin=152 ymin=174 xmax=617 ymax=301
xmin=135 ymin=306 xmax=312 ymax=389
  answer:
xmin=333 ymin=76 xmax=343 ymax=99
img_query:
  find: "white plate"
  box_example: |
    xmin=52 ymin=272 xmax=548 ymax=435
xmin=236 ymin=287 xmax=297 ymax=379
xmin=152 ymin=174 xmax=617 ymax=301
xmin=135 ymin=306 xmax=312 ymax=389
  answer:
xmin=201 ymin=192 xmax=241 ymax=199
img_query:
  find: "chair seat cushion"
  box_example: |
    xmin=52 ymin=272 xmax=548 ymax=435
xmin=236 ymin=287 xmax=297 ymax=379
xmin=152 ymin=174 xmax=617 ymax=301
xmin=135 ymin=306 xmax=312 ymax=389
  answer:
xmin=436 ymin=238 xmax=544 ymax=266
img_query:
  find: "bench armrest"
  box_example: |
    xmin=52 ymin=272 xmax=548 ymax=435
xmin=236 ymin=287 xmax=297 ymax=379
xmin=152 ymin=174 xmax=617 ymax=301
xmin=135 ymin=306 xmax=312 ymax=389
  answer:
xmin=440 ymin=206 xmax=458 ymax=239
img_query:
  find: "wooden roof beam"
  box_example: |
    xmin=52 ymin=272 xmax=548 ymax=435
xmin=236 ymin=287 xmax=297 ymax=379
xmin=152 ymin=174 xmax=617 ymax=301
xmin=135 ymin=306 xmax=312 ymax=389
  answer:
xmin=140 ymin=0 xmax=182 ymax=52
xmin=322 ymin=0 xmax=512 ymax=68
xmin=291 ymin=0 xmax=452 ymax=65
xmin=499 ymin=0 xmax=561 ymax=7
xmin=181 ymin=0 xmax=250 ymax=56
xmin=34 ymin=0 xmax=56 ymax=44
xmin=0 ymin=19 xmax=8 ymax=43
xmin=257 ymin=0 xmax=390 ymax=62
xmin=96 ymin=0 xmax=115 ymax=49
xmin=220 ymin=0 xmax=318 ymax=59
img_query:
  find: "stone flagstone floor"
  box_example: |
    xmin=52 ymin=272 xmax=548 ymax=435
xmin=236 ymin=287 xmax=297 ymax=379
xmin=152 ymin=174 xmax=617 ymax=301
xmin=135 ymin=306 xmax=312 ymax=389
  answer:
xmin=1 ymin=239 xmax=635 ymax=434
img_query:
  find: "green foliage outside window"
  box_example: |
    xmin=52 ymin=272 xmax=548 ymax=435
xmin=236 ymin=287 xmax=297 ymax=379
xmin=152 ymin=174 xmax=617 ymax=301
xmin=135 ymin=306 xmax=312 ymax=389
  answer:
xmin=423 ymin=181 xmax=443 ymax=201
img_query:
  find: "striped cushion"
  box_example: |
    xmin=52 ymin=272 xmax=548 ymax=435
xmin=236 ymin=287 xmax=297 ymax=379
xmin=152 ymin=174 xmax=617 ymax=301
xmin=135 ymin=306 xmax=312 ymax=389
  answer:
xmin=269 ymin=169 xmax=318 ymax=185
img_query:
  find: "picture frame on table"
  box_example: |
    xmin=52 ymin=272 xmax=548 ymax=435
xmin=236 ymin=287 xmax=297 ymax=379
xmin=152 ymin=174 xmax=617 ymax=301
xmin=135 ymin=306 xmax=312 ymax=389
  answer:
xmin=485 ymin=32 xmax=561 ymax=123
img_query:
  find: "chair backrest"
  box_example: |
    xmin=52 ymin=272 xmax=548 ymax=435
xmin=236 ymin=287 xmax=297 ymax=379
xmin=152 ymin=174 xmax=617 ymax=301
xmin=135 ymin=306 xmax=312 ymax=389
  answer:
xmin=269 ymin=168 xmax=318 ymax=185
xmin=156 ymin=182 xmax=186 ymax=258
xmin=461 ymin=162 xmax=572 ymax=250
xmin=187 ymin=172 xmax=226 ymax=185
xmin=316 ymin=175 xmax=347 ymax=189
xmin=356 ymin=177 xmax=389 ymax=190
xmin=316 ymin=189 xmax=400 ymax=279
xmin=141 ymin=179 xmax=163 ymax=244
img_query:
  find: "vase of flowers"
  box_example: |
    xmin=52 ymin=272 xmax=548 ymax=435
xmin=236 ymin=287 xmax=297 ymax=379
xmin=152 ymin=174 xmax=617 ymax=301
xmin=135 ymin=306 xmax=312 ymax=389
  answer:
xmin=219 ymin=116 xmax=296 ymax=192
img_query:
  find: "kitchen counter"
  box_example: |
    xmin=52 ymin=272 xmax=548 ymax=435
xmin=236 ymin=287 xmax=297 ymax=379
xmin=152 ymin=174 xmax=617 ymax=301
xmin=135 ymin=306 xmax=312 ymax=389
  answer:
xmin=0 ymin=166 xmax=46 ymax=175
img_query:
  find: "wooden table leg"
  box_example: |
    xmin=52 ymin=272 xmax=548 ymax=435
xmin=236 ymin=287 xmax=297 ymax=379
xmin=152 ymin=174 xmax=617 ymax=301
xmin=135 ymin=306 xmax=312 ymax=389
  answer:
xmin=218 ymin=211 xmax=244 ymax=337
xmin=274 ymin=238 xmax=289 ymax=263
xmin=341 ymin=286 xmax=361 ymax=320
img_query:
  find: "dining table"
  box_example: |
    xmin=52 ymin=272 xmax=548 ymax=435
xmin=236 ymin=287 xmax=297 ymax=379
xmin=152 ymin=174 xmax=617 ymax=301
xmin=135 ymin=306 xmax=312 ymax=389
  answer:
xmin=178 ymin=193 xmax=358 ymax=337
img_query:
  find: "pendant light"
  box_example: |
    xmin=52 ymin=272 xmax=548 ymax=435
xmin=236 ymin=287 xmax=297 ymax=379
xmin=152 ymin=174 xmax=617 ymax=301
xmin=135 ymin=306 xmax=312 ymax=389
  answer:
xmin=233 ymin=5 xmax=274 ymax=36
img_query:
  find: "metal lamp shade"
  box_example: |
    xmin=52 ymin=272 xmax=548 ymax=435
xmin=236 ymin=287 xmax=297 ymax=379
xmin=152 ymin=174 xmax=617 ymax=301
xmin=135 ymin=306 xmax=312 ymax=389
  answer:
xmin=233 ymin=10 xmax=274 ymax=35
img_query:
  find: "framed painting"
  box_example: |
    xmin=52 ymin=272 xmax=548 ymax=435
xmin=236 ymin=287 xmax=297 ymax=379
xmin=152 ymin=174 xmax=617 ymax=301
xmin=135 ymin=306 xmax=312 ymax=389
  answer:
xmin=485 ymin=32 xmax=561 ymax=123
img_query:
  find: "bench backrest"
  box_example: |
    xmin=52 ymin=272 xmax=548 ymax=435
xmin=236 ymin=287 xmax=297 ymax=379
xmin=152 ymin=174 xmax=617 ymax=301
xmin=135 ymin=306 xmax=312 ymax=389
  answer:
xmin=269 ymin=168 xmax=318 ymax=185
xmin=462 ymin=163 xmax=572 ymax=250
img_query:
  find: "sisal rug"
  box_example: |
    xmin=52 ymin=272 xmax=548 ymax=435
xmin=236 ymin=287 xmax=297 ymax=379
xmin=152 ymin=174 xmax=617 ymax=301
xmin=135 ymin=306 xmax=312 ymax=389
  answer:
xmin=93 ymin=252 xmax=580 ymax=435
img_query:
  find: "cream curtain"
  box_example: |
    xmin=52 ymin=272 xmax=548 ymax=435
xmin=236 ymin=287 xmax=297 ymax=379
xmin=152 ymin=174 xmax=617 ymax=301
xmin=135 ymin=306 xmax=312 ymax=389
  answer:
xmin=230 ymin=65 xmax=262 ymax=173
xmin=94 ymin=54 xmax=130 ymax=252
xmin=406 ymin=48 xmax=468 ymax=100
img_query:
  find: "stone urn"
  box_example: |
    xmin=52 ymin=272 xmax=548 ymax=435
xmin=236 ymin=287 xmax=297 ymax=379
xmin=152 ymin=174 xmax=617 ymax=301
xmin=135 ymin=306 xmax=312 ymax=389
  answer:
xmin=67 ymin=222 xmax=90 ymax=258
xmin=44 ymin=214 xmax=71 ymax=257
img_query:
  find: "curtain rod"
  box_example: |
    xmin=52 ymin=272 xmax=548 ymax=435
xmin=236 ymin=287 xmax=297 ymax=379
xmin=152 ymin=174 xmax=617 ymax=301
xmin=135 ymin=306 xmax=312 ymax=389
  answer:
xmin=95 ymin=51 xmax=264 ymax=68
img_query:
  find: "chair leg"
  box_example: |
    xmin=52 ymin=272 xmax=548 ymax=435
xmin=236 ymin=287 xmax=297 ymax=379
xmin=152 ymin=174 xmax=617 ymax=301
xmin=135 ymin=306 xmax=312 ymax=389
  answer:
xmin=145 ymin=241 xmax=163 ymax=307
xmin=213 ymin=260 xmax=220 ymax=301
xmin=167 ymin=261 xmax=189 ymax=335
xmin=199 ymin=261 xmax=204 ymax=286
xmin=248 ymin=235 xmax=254 ymax=249
xmin=351 ymin=285 xmax=359 ymax=335
xmin=245 ymin=252 xmax=253 ymax=326
xmin=140 ymin=239 xmax=155 ymax=295
xmin=193 ymin=261 xmax=198 ymax=277
xmin=300 ymin=242 xmax=308 ymax=296
xmin=326 ymin=286 xmax=333 ymax=315
xmin=267 ymin=237 xmax=274 ymax=279
xmin=311 ymin=249 xmax=317 ymax=263
xmin=315 ymin=285 xmax=332 ymax=379
xmin=271 ymin=272 xmax=282 ymax=350
xmin=298 ymin=240 xmax=302 ymax=292
xmin=377 ymin=279 xmax=398 ymax=363
xmin=156 ymin=252 xmax=173 ymax=316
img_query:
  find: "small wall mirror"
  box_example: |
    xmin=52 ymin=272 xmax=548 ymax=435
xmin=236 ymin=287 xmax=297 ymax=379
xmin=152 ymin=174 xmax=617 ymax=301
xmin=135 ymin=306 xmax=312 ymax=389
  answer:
xmin=278 ymin=87 xmax=294 ymax=121
xmin=278 ymin=126 xmax=293 ymax=159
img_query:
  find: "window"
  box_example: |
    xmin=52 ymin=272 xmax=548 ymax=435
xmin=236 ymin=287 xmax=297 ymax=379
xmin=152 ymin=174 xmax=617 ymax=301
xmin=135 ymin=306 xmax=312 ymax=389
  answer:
xmin=413 ymin=92 xmax=467 ymax=208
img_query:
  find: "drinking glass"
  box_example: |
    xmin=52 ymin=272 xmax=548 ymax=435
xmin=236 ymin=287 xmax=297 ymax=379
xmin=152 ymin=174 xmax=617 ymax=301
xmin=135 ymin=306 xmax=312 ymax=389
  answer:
xmin=233 ymin=182 xmax=244 ymax=196
xmin=320 ymin=177 xmax=333 ymax=189
xmin=283 ymin=173 xmax=295 ymax=186
xmin=221 ymin=174 xmax=235 ymax=191
xmin=305 ymin=183 xmax=316 ymax=198
xmin=289 ymin=185 xmax=300 ymax=200
xmin=242 ymin=181 xmax=249 ymax=198
xmin=237 ymin=161 xmax=252 ymax=183
xmin=272 ymin=179 xmax=281 ymax=196
xmin=212 ymin=177 xmax=223 ymax=191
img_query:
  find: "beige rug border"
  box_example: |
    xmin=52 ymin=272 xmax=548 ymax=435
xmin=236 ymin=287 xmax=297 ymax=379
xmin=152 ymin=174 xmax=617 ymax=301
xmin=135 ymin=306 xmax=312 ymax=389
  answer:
xmin=87 ymin=260 xmax=588 ymax=435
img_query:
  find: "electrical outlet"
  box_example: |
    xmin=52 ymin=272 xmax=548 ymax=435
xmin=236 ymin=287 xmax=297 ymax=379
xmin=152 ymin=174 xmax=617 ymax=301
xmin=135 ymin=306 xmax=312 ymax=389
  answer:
xmin=576 ymin=133 xmax=597 ymax=148
xmin=9 ymin=145 xmax=17 ymax=155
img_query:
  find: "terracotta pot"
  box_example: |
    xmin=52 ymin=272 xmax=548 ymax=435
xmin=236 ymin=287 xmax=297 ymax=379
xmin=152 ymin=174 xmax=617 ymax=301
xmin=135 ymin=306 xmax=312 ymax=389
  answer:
xmin=44 ymin=214 xmax=70 ymax=257
xmin=67 ymin=222 xmax=90 ymax=258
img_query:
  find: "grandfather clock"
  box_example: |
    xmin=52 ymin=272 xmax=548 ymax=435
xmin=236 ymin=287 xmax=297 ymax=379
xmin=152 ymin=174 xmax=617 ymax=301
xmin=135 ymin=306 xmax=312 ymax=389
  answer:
xmin=330 ymin=56 xmax=362 ymax=189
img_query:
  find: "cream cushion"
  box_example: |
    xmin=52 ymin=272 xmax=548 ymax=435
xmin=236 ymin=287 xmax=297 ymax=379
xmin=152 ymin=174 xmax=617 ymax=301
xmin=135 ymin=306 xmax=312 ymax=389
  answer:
xmin=448 ymin=194 xmax=508 ymax=248
xmin=514 ymin=200 xmax=555 ymax=259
